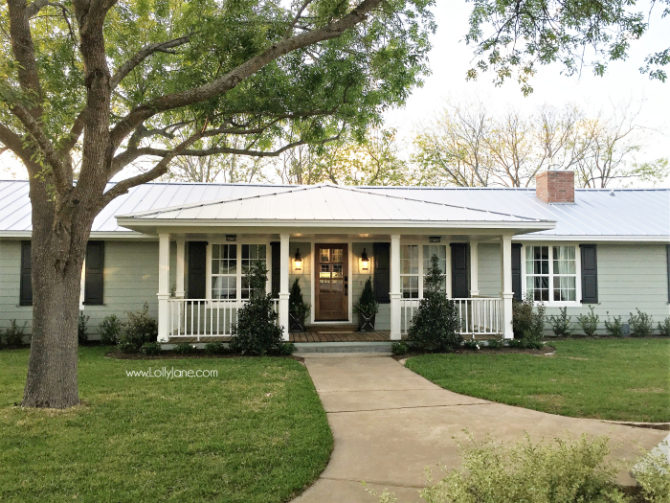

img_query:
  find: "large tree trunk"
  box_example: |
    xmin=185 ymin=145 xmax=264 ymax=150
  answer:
xmin=21 ymin=182 xmax=93 ymax=409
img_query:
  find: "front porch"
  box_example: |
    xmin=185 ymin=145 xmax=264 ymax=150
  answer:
xmin=115 ymin=184 xmax=555 ymax=344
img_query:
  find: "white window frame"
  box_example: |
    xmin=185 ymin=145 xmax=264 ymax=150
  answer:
xmin=400 ymin=240 xmax=451 ymax=299
xmin=521 ymin=243 xmax=581 ymax=306
xmin=206 ymin=239 xmax=271 ymax=302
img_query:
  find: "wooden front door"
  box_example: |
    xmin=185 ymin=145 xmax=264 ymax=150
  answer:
xmin=315 ymin=244 xmax=348 ymax=321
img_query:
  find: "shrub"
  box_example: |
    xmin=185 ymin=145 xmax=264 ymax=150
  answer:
xmin=512 ymin=299 xmax=532 ymax=338
xmin=276 ymin=342 xmax=295 ymax=355
xmin=78 ymin=312 xmax=89 ymax=344
xmin=230 ymin=262 xmax=284 ymax=355
xmin=658 ymin=317 xmax=670 ymax=337
xmin=629 ymin=309 xmax=654 ymax=337
xmin=392 ymin=341 xmax=410 ymax=355
xmin=486 ymin=338 xmax=503 ymax=349
xmin=549 ymin=307 xmax=571 ymax=337
xmin=140 ymin=341 xmax=161 ymax=355
xmin=419 ymin=435 xmax=626 ymax=503
xmin=204 ymin=342 xmax=228 ymax=355
xmin=408 ymin=255 xmax=460 ymax=352
xmin=354 ymin=278 xmax=378 ymax=331
xmin=577 ymin=306 xmax=600 ymax=337
xmin=118 ymin=341 xmax=139 ymax=354
xmin=100 ymin=314 xmax=123 ymax=345
xmin=288 ymin=278 xmax=309 ymax=332
xmin=3 ymin=320 xmax=27 ymax=347
xmin=119 ymin=303 xmax=158 ymax=352
xmin=632 ymin=451 xmax=670 ymax=503
xmin=513 ymin=297 xmax=545 ymax=345
xmin=174 ymin=343 xmax=197 ymax=355
xmin=604 ymin=313 xmax=625 ymax=337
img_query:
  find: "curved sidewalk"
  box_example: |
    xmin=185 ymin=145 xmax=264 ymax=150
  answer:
xmin=293 ymin=355 xmax=667 ymax=503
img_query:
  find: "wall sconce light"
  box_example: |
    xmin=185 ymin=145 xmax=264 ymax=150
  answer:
xmin=360 ymin=248 xmax=370 ymax=272
xmin=293 ymin=249 xmax=303 ymax=273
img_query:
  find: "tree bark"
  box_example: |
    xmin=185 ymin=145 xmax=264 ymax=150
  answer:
xmin=21 ymin=181 xmax=93 ymax=409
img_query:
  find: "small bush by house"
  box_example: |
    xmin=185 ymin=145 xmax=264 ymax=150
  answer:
xmin=604 ymin=313 xmax=625 ymax=337
xmin=1 ymin=320 xmax=27 ymax=348
xmin=408 ymin=255 xmax=460 ymax=352
xmin=577 ymin=306 xmax=600 ymax=337
xmin=100 ymin=314 xmax=123 ymax=345
xmin=629 ymin=309 xmax=654 ymax=338
xmin=549 ymin=307 xmax=571 ymax=337
xmin=230 ymin=262 xmax=284 ymax=356
xmin=512 ymin=297 xmax=544 ymax=348
xmin=117 ymin=303 xmax=158 ymax=353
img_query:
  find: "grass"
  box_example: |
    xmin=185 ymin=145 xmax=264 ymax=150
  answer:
xmin=0 ymin=346 xmax=332 ymax=503
xmin=405 ymin=338 xmax=670 ymax=422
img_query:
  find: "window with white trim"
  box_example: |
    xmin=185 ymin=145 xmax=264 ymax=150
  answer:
xmin=423 ymin=245 xmax=447 ymax=293
xmin=211 ymin=244 xmax=237 ymax=299
xmin=241 ymin=244 xmax=267 ymax=299
xmin=400 ymin=244 xmax=419 ymax=298
xmin=524 ymin=245 xmax=577 ymax=302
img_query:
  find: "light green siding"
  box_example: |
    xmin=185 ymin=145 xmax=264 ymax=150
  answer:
xmin=0 ymin=240 xmax=160 ymax=338
xmin=83 ymin=241 xmax=160 ymax=336
xmin=541 ymin=244 xmax=669 ymax=333
xmin=477 ymin=243 xmax=502 ymax=297
xmin=0 ymin=240 xmax=32 ymax=332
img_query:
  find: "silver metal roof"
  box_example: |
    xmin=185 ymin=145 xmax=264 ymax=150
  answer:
xmin=0 ymin=180 xmax=668 ymax=241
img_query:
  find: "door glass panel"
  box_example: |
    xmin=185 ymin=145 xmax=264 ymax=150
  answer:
xmin=332 ymin=248 xmax=343 ymax=263
xmin=320 ymin=248 xmax=330 ymax=262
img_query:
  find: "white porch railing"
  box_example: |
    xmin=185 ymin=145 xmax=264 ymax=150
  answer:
xmin=168 ymin=298 xmax=279 ymax=340
xmin=401 ymin=297 xmax=503 ymax=337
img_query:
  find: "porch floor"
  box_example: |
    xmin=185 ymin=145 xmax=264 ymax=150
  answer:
xmin=166 ymin=331 xmax=392 ymax=344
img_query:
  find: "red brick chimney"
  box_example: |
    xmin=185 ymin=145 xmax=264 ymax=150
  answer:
xmin=536 ymin=171 xmax=574 ymax=203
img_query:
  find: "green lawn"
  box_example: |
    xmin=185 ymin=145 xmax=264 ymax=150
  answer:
xmin=0 ymin=347 xmax=332 ymax=503
xmin=406 ymin=338 xmax=670 ymax=422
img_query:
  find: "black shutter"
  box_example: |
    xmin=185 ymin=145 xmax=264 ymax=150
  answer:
xmin=451 ymin=243 xmax=469 ymax=298
xmin=512 ymin=243 xmax=522 ymax=301
xmin=84 ymin=241 xmax=105 ymax=305
xmin=666 ymin=245 xmax=670 ymax=303
xmin=373 ymin=243 xmax=390 ymax=303
xmin=187 ymin=241 xmax=207 ymax=299
xmin=19 ymin=241 xmax=32 ymax=306
xmin=271 ymin=241 xmax=280 ymax=298
xmin=580 ymin=244 xmax=598 ymax=304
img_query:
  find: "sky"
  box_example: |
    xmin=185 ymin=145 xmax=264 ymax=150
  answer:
xmin=384 ymin=1 xmax=670 ymax=175
xmin=1 ymin=1 xmax=668 ymax=183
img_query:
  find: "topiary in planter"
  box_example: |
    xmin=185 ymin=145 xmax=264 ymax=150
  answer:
xmin=289 ymin=278 xmax=309 ymax=332
xmin=355 ymin=278 xmax=378 ymax=331
xmin=408 ymin=254 xmax=460 ymax=352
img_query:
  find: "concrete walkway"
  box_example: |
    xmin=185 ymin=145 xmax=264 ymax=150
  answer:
xmin=293 ymin=355 xmax=667 ymax=503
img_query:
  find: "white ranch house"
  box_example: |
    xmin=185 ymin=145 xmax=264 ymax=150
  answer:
xmin=1 ymin=171 xmax=669 ymax=343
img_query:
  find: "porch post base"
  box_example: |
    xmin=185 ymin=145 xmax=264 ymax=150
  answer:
xmin=157 ymin=294 xmax=170 ymax=343
xmin=390 ymin=292 xmax=401 ymax=340
xmin=279 ymin=292 xmax=290 ymax=341
xmin=502 ymin=292 xmax=514 ymax=339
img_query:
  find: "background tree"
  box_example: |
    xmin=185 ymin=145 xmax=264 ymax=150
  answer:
xmin=413 ymin=103 xmax=667 ymax=187
xmin=276 ymin=128 xmax=411 ymax=185
xmin=0 ymin=0 xmax=433 ymax=409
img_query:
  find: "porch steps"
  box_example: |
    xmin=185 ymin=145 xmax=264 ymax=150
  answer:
xmin=293 ymin=341 xmax=393 ymax=355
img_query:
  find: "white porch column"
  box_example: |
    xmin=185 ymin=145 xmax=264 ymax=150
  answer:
xmin=500 ymin=234 xmax=514 ymax=339
xmin=390 ymin=234 xmax=401 ymax=340
xmin=175 ymin=237 xmax=185 ymax=298
xmin=469 ymin=240 xmax=479 ymax=297
xmin=279 ymin=233 xmax=290 ymax=341
xmin=157 ymin=233 xmax=170 ymax=343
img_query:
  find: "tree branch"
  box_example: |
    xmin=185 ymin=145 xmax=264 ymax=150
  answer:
xmin=110 ymin=35 xmax=191 ymax=89
xmin=101 ymin=130 xmax=206 ymax=204
xmin=109 ymin=0 xmax=384 ymax=151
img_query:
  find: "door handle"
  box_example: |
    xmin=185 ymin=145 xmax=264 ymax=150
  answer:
xmin=344 ymin=275 xmax=348 ymax=295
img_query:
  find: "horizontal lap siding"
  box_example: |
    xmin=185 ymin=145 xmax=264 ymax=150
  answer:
xmin=477 ymin=243 xmax=501 ymax=297
xmin=289 ymin=242 xmax=312 ymax=326
xmin=83 ymin=241 xmax=159 ymax=337
xmin=0 ymin=241 xmax=32 ymax=331
xmin=0 ymin=240 xmax=159 ymax=338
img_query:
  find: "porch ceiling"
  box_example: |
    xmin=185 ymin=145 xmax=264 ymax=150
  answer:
xmin=117 ymin=184 xmax=555 ymax=235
